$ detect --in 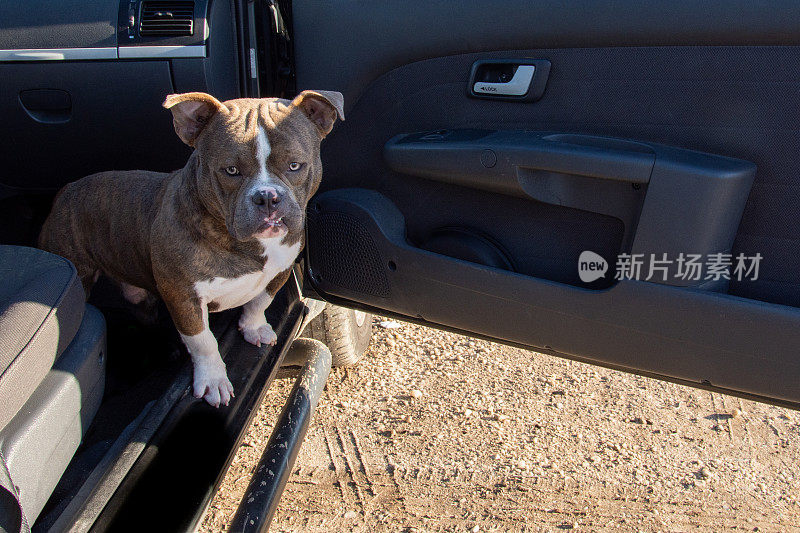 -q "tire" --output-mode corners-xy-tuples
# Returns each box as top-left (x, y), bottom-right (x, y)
(306, 304), (373, 367)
